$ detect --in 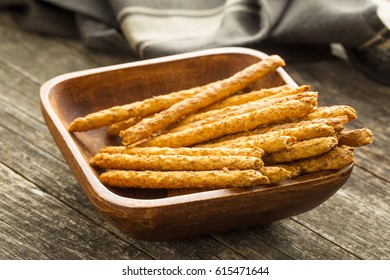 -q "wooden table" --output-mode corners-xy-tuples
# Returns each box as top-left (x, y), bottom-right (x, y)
(1, 11), (389, 260)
